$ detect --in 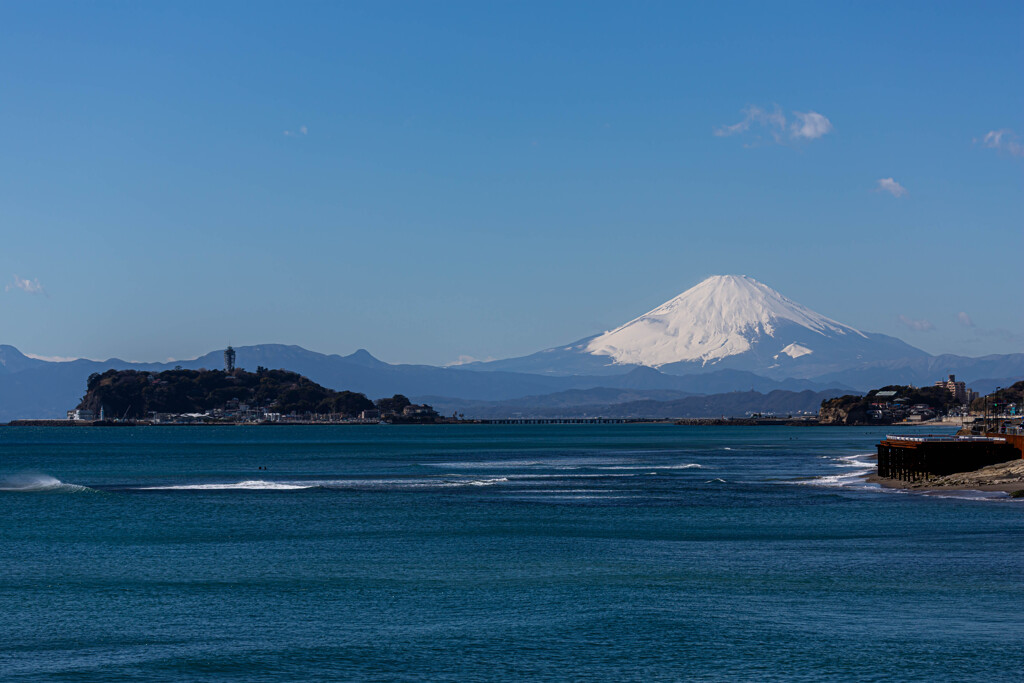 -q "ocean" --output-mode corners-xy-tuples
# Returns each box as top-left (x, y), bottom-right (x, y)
(1, 424), (1021, 681)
